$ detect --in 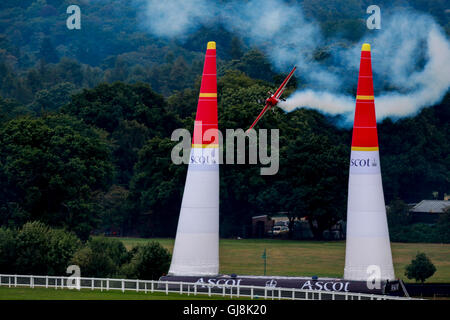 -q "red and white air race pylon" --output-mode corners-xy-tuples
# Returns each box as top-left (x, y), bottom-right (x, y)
(344, 43), (395, 281)
(168, 42), (220, 276)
